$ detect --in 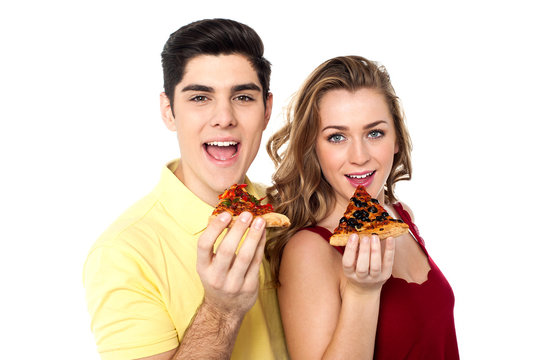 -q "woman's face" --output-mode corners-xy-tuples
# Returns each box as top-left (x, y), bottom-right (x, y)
(315, 88), (398, 208)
